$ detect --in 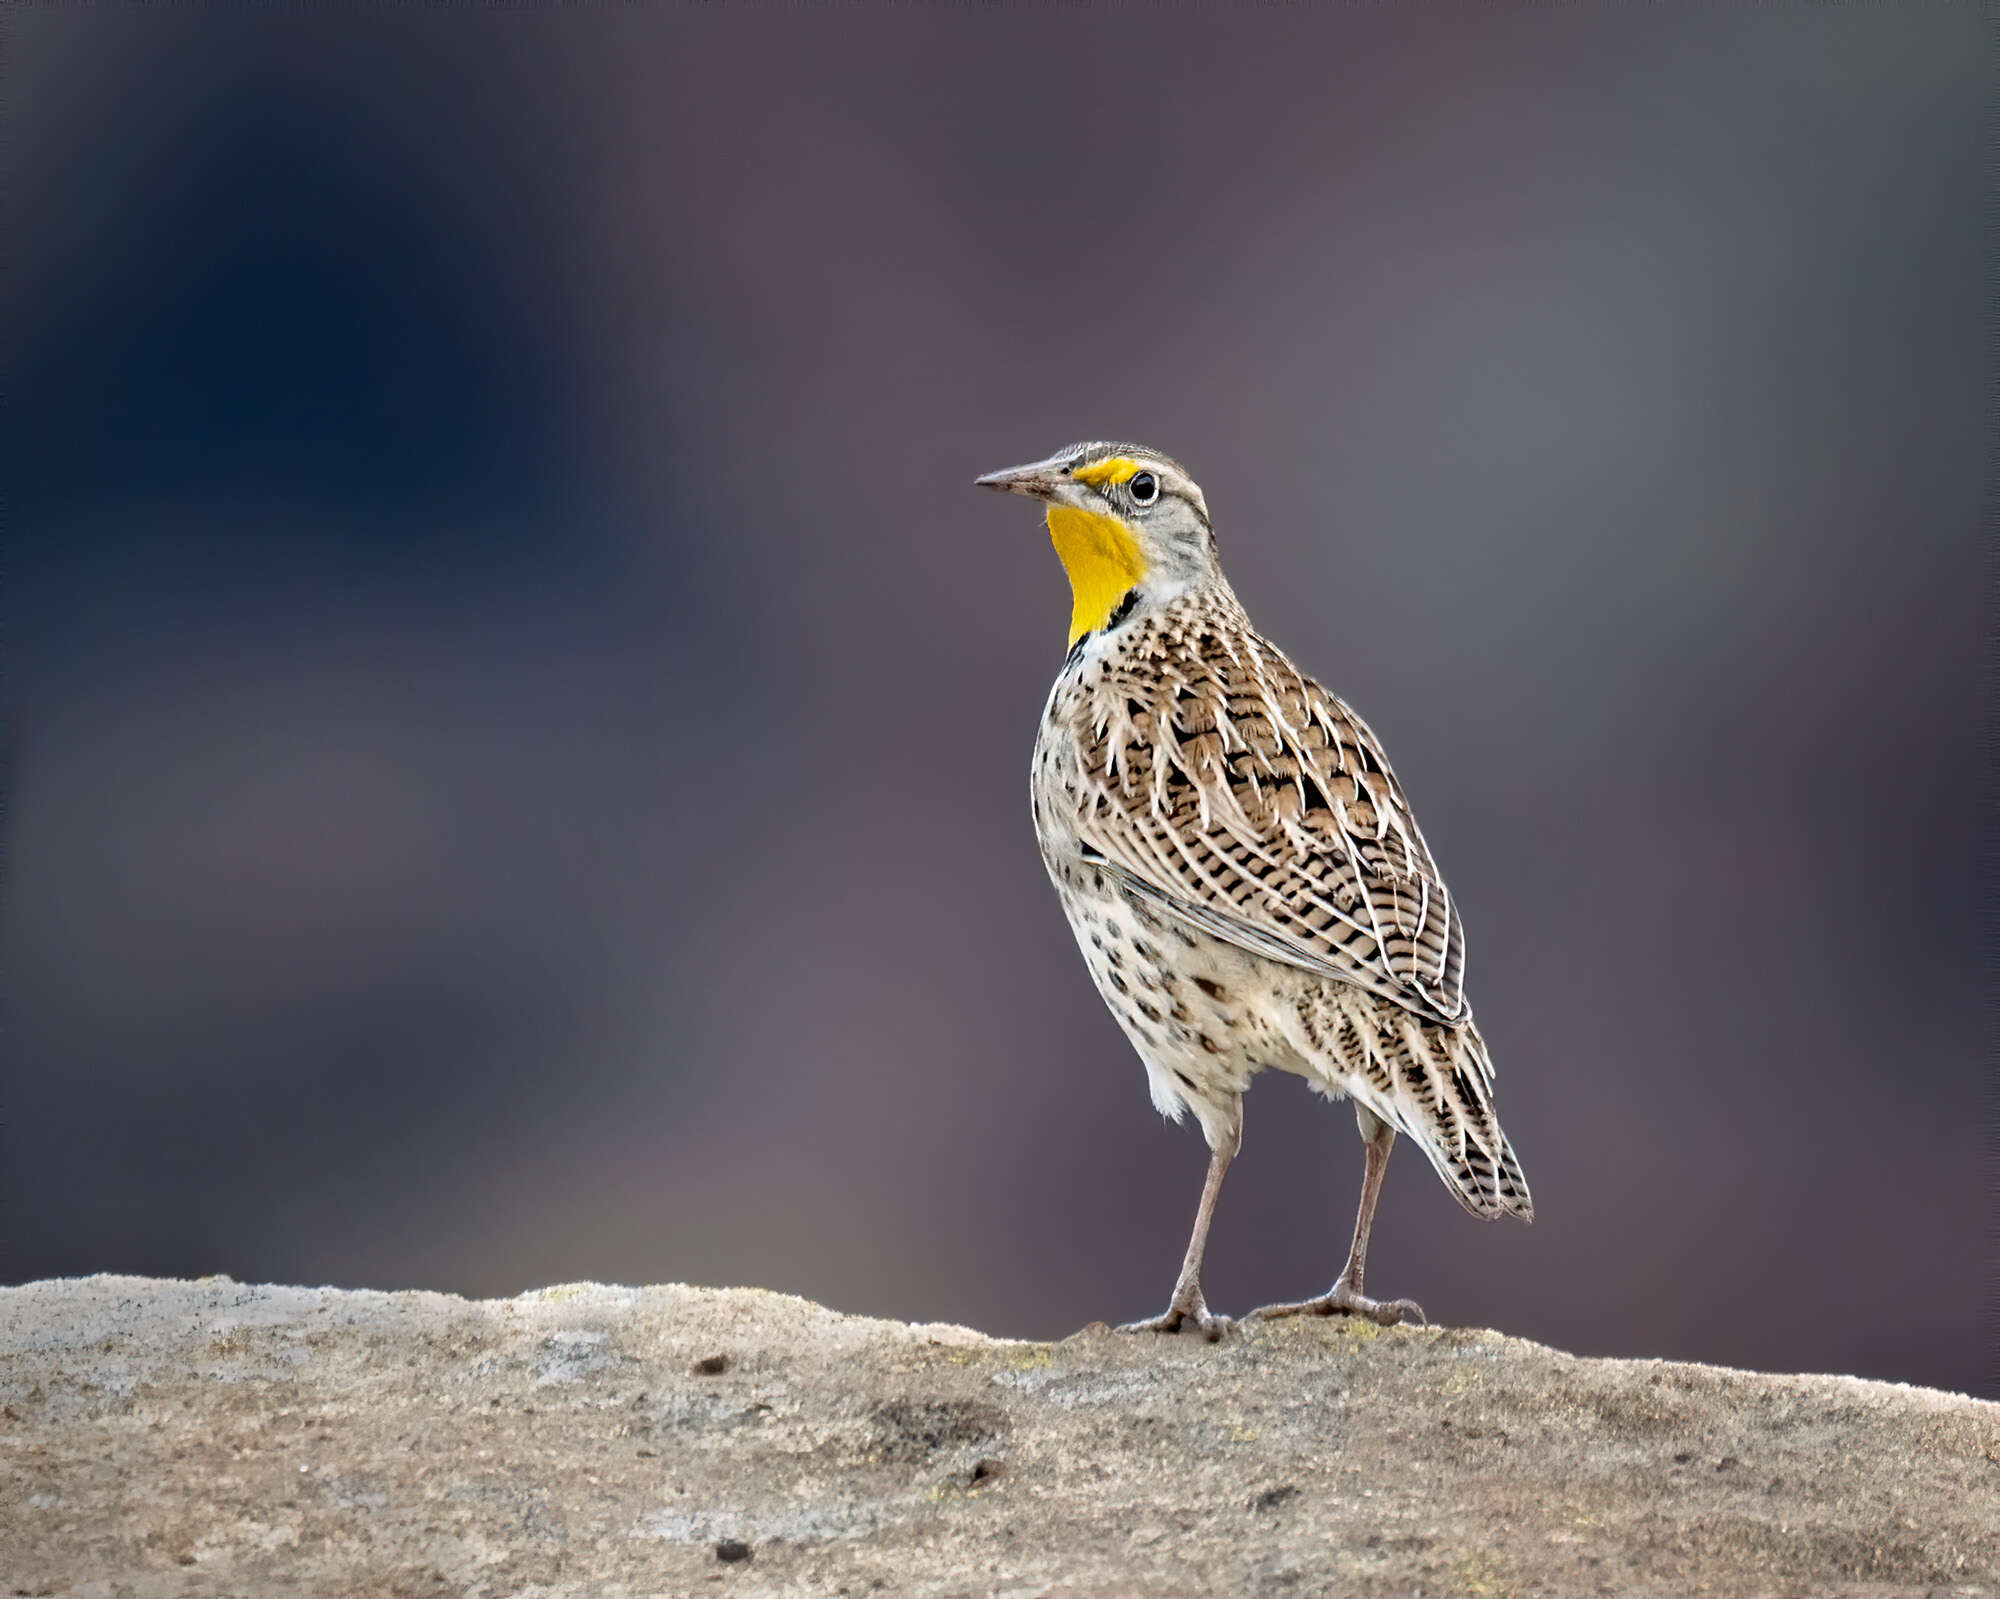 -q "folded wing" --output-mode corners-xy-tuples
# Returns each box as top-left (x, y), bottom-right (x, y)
(1069, 621), (1469, 1028)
